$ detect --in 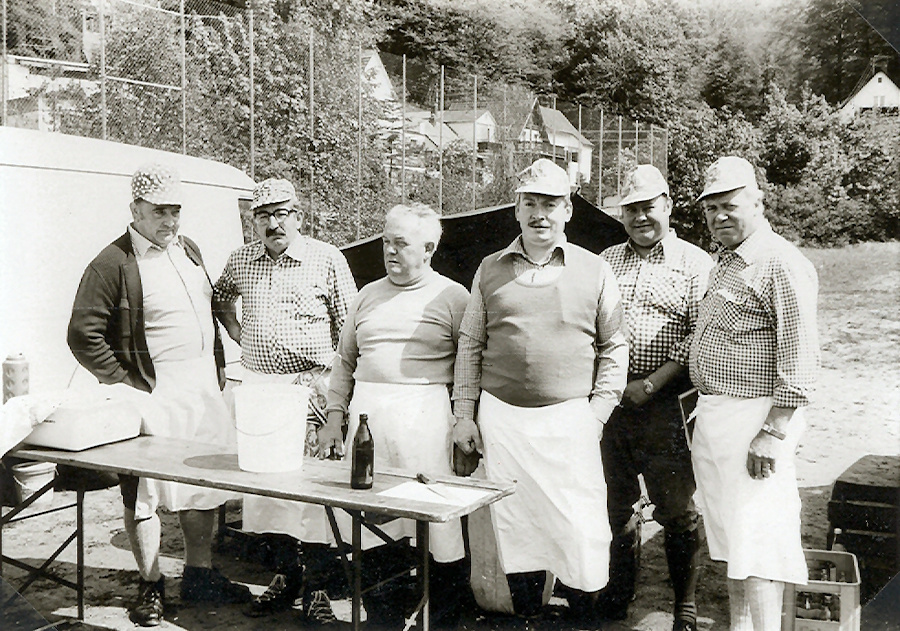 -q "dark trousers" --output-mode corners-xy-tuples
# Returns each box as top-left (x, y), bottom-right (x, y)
(362, 544), (467, 629)
(598, 376), (701, 622)
(265, 535), (342, 602)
